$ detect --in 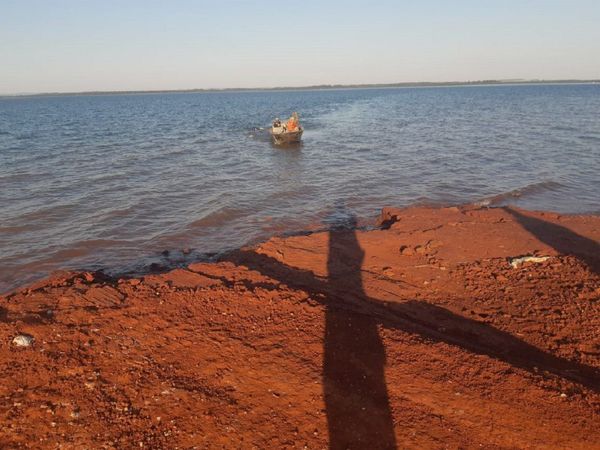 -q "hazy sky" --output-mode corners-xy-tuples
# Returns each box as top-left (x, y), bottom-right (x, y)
(1, 0), (599, 94)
